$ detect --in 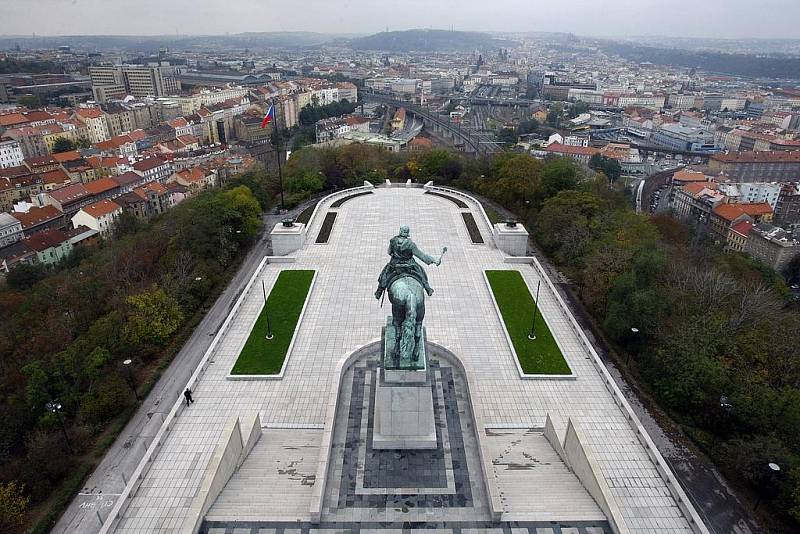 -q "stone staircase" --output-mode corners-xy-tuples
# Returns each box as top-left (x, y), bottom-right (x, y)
(204, 428), (322, 523)
(486, 428), (607, 522)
